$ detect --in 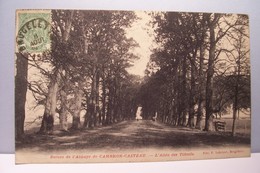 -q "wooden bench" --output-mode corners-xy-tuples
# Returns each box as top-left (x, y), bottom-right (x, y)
(214, 121), (226, 132)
